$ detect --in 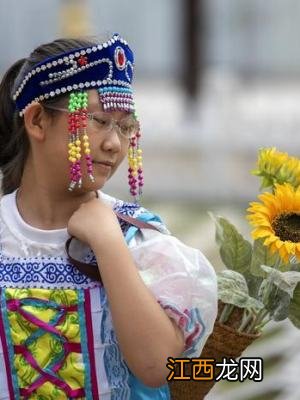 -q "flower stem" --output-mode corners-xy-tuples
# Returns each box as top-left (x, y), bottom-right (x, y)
(219, 303), (235, 324)
(246, 308), (269, 333)
(238, 309), (254, 333)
